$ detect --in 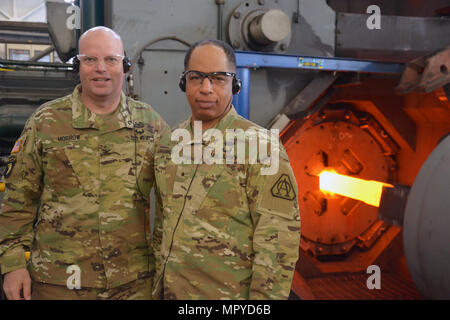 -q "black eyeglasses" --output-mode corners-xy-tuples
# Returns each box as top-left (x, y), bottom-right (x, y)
(183, 70), (235, 87)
